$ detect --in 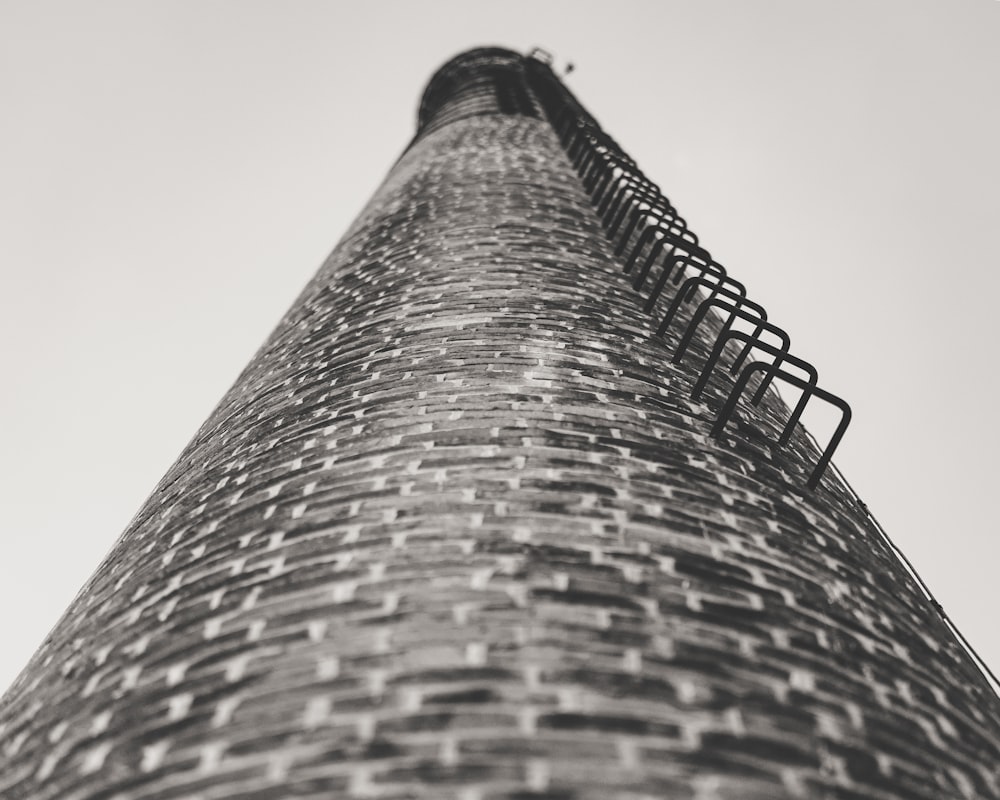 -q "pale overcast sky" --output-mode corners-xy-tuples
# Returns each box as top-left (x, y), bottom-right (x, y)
(2, 0), (998, 693)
